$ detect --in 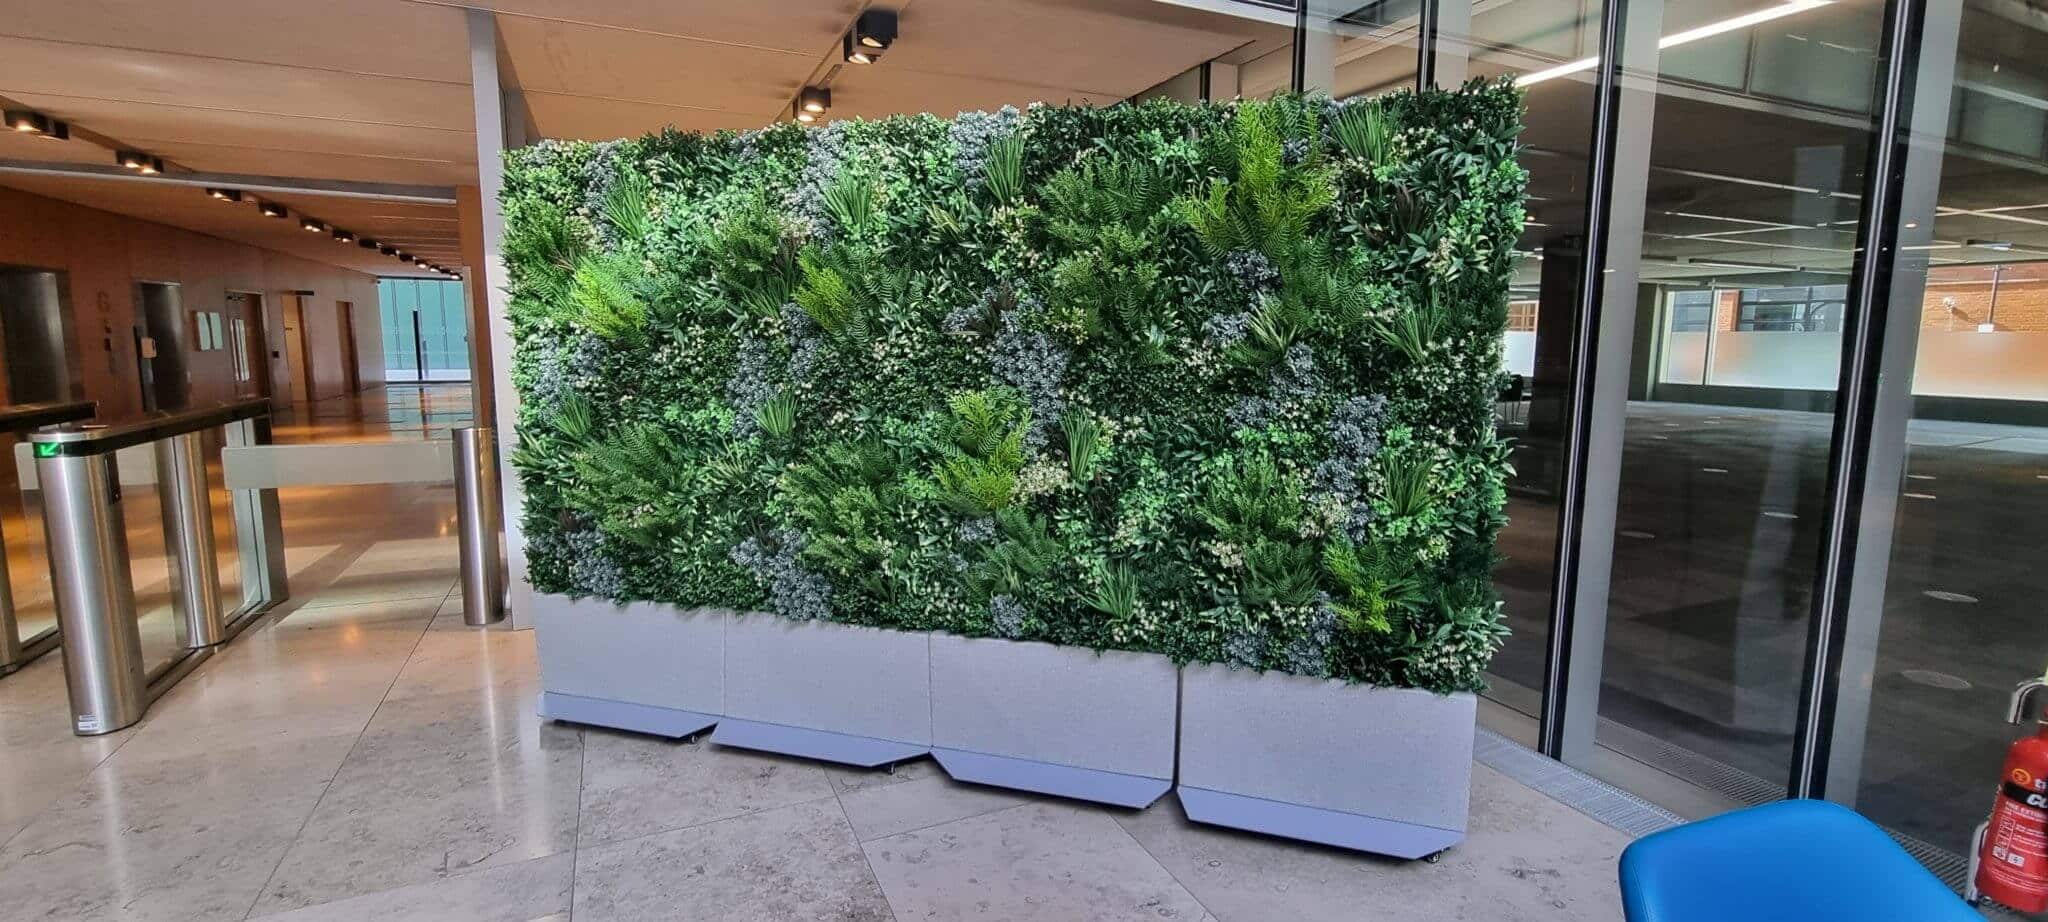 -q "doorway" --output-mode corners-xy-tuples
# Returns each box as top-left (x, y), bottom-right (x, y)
(0, 267), (83, 404)
(335, 300), (360, 393)
(226, 291), (270, 399)
(136, 281), (188, 413)
(281, 293), (313, 406)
